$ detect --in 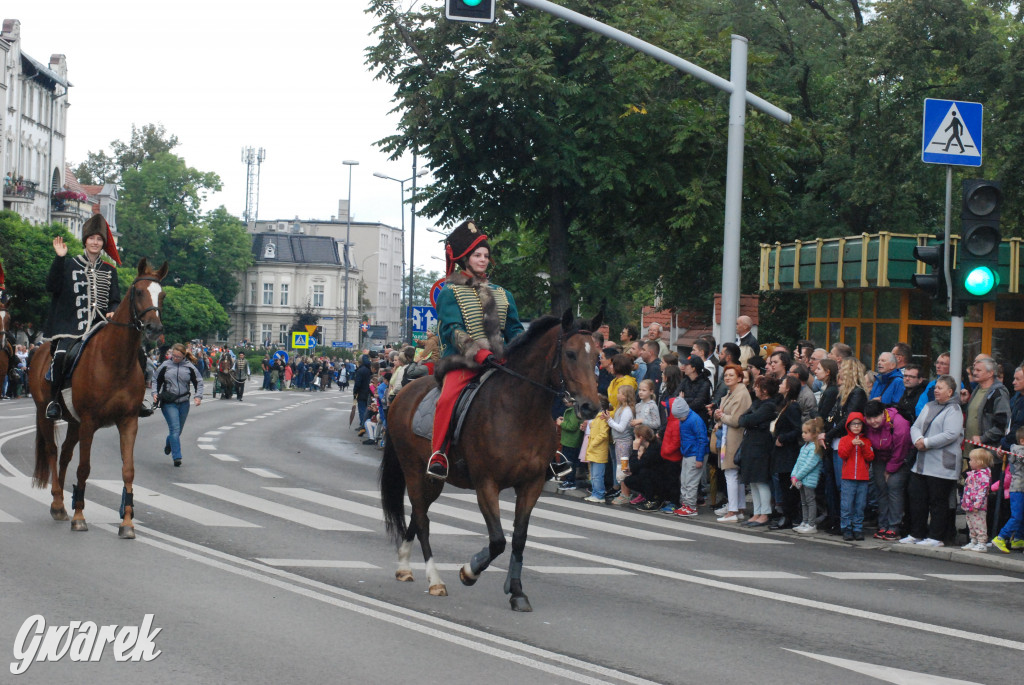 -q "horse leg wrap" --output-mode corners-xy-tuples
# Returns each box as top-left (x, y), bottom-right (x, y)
(503, 554), (523, 595)
(71, 484), (85, 511)
(119, 488), (133, 519)
(469, 548), (491, 578)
